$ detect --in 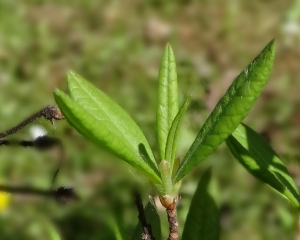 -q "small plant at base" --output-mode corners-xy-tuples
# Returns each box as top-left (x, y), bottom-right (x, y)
(54, 40), (300, 239)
